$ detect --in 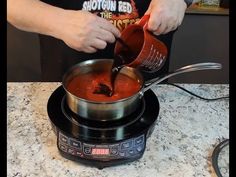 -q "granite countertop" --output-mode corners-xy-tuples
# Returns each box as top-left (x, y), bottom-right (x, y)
(7, 83), (229, 177)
